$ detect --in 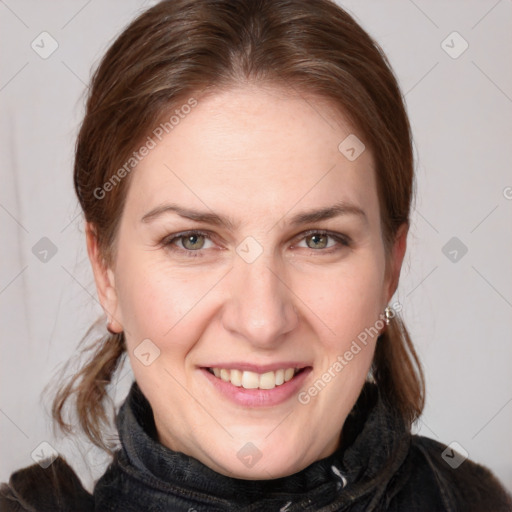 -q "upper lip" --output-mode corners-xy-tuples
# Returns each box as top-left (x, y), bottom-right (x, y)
(201, 362), (312, 373)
